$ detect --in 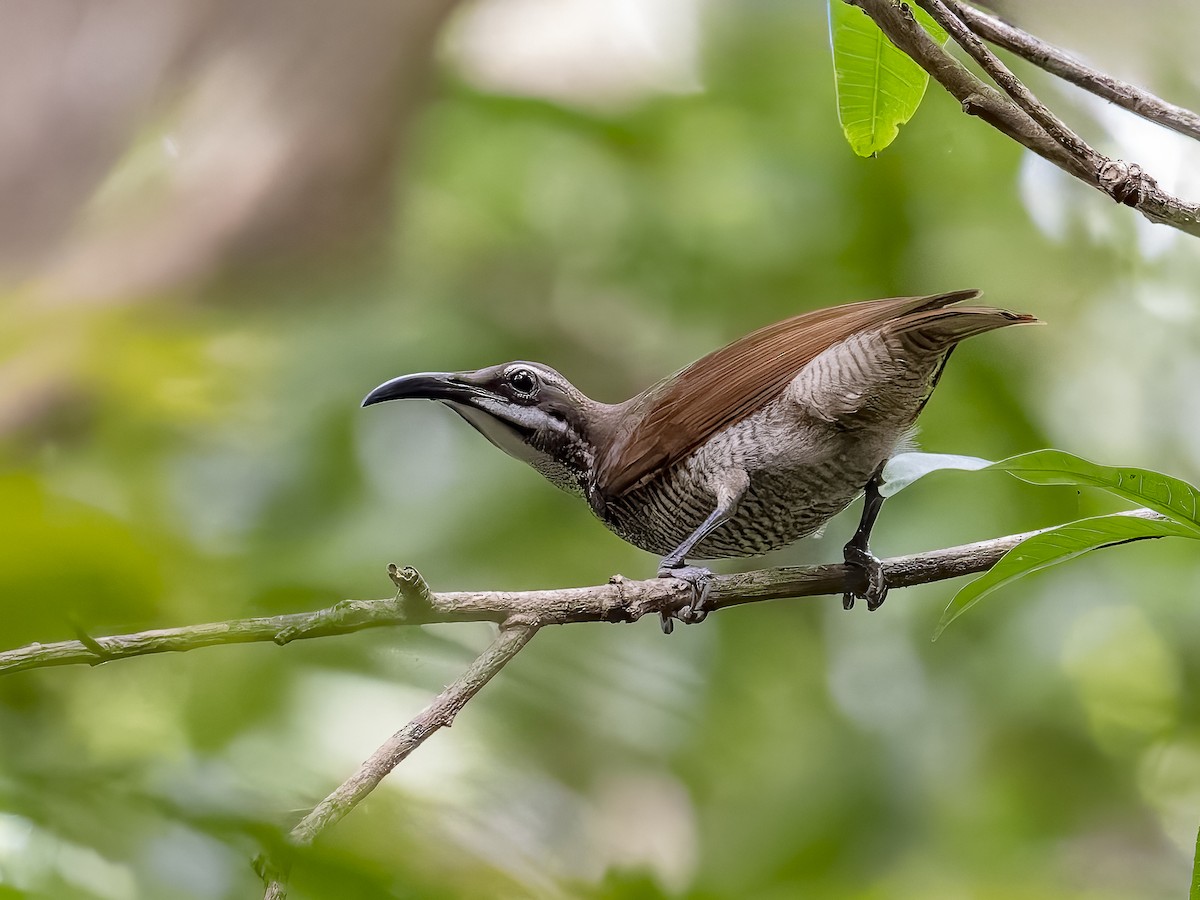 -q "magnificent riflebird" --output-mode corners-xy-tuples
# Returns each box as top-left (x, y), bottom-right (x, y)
(363, 290), (1036, 631)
